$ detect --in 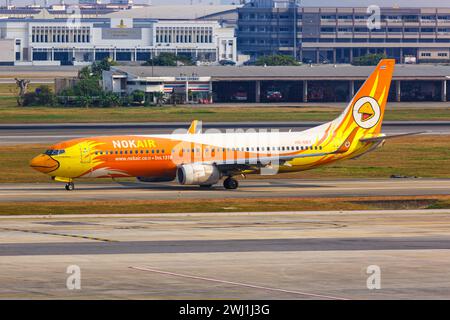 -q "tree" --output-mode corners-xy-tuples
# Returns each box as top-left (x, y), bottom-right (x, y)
(78, 66), (93, 80)
(352, 53), (386, 66)
(15, 78), (30, 106)
(143, 52), (194, 67)
(255, 55), (300, 66)
(91, 58), (117, 77)
(73, 77), (103, 97)
(154, 92), (166, 106)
